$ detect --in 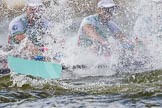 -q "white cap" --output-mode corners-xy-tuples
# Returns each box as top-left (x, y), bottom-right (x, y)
(26, 0), (43, 7)
(97, 0), (115, 8)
